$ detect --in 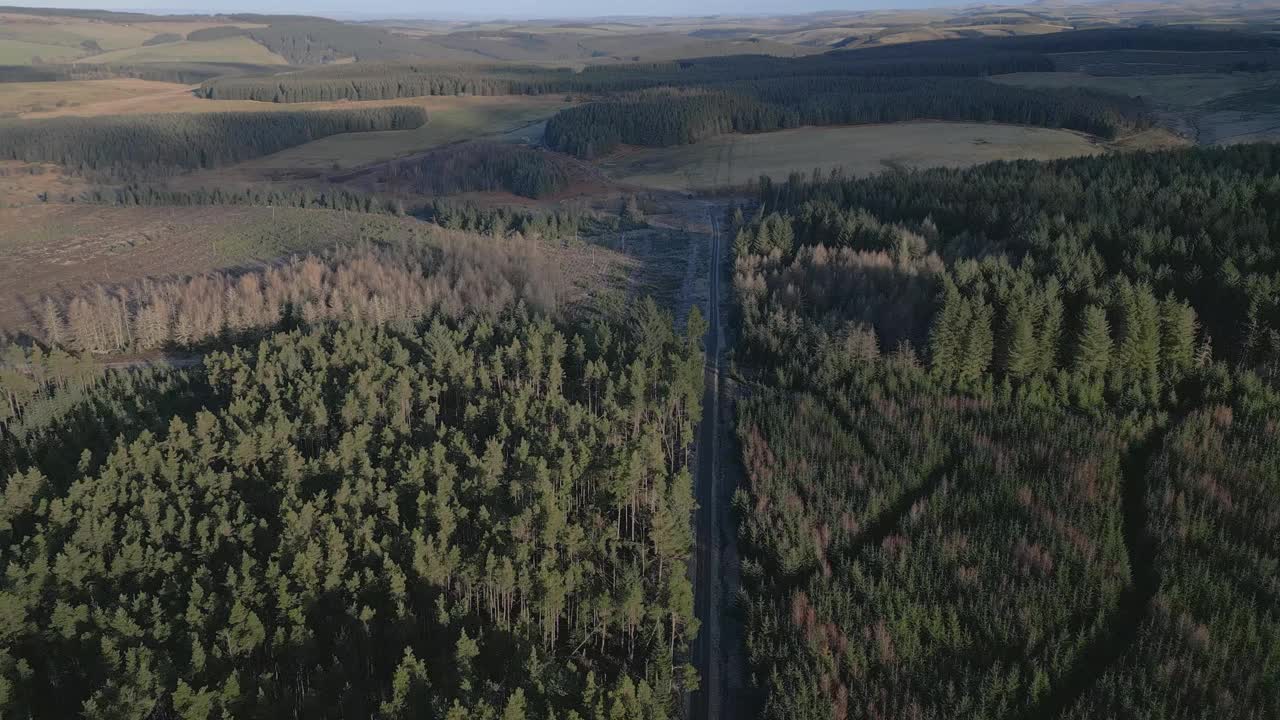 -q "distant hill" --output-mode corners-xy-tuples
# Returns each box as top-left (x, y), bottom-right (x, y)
(0, 2), (1276, 68)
